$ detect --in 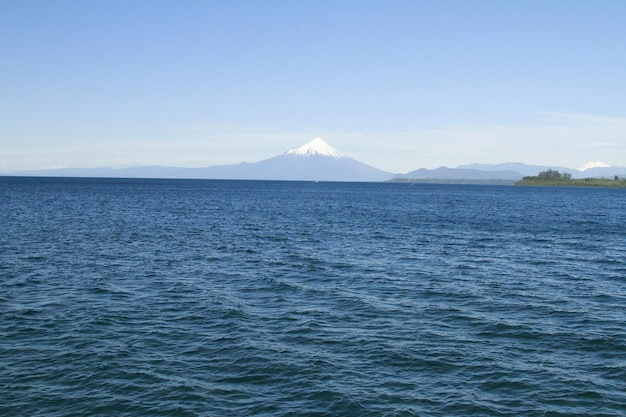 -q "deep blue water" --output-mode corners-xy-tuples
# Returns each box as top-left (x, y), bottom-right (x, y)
(1, 177), (625, 416)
